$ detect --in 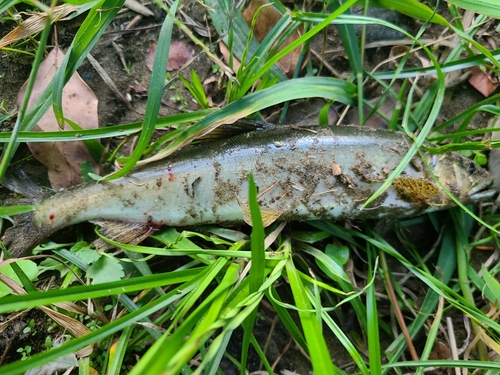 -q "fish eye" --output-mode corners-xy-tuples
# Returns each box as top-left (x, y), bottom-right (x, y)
(469, 162), (477, 175)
